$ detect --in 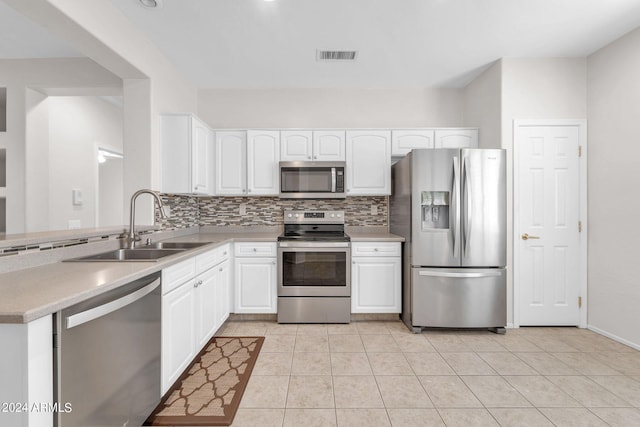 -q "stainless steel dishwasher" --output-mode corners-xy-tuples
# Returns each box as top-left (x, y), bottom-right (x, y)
(54, 272), (161, 427)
